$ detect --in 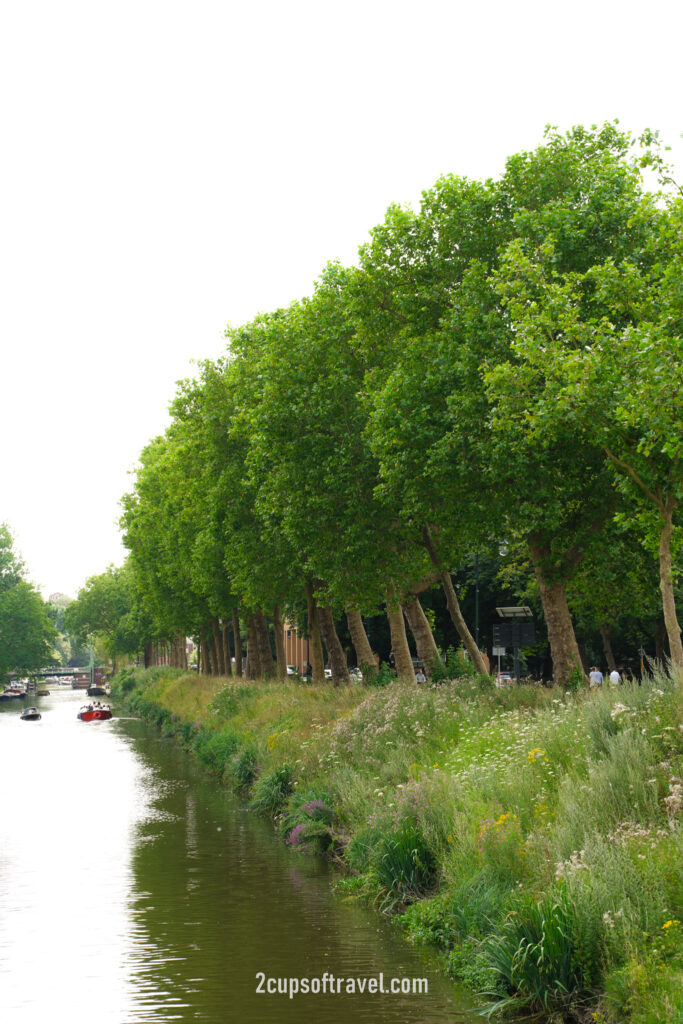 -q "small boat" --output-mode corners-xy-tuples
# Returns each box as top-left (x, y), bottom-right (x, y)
(87, 685), (108, 697)
(36, 688), (51, 697)
(20, 707), (42, 721)
(0, 685), (27, 702)
(77, 702), (113, 722)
